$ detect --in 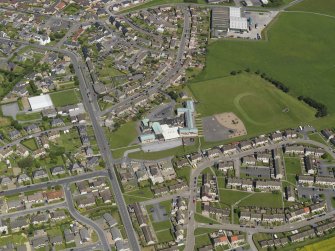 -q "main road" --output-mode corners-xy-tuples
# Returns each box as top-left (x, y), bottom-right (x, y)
(0, 37), (141, 251)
